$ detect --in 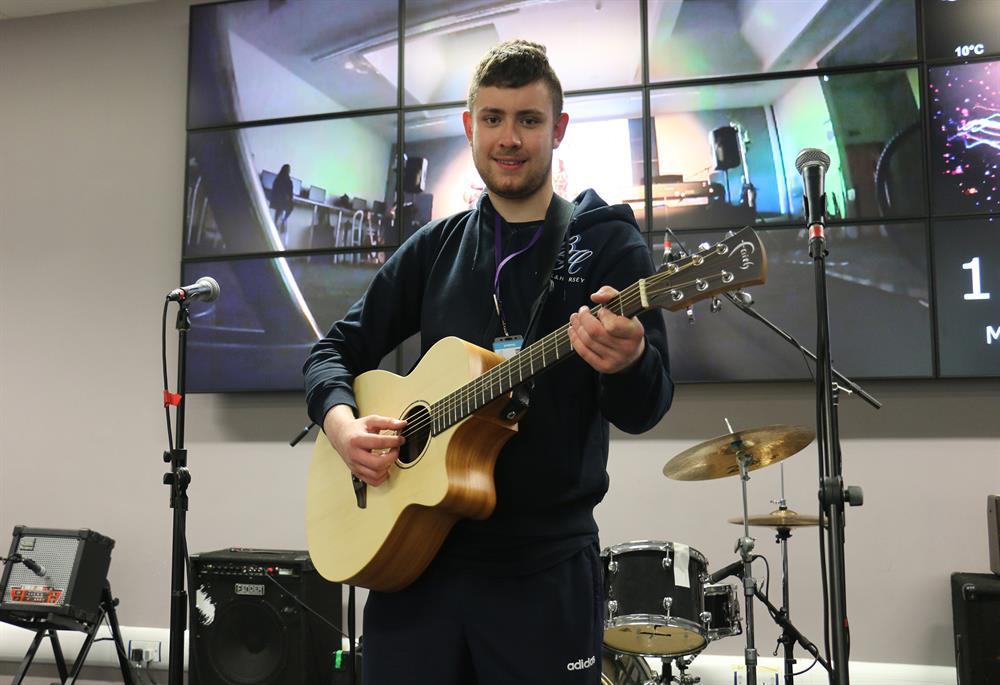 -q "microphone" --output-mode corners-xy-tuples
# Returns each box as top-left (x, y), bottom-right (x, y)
(794, 148), (830, 246)
(166, 276), (220, 303)
(19, 556), (47, 578)
(707, 559), (744, 584)
(662, 236), (696, 324)
(661, 235), (684, 267)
